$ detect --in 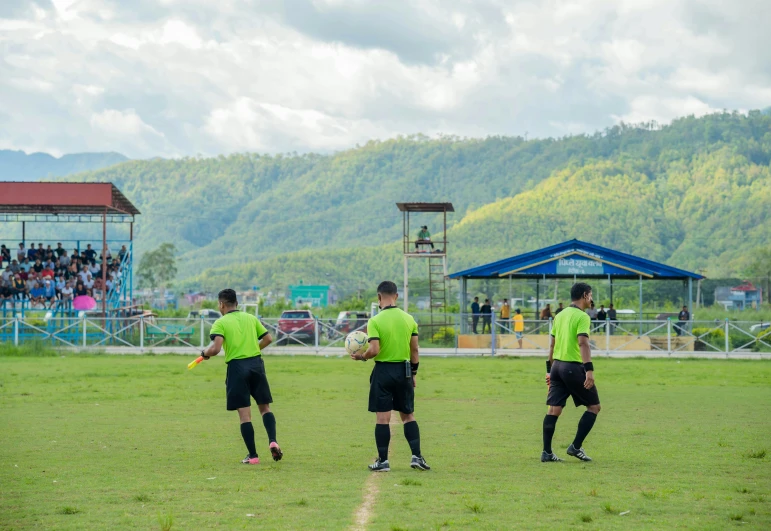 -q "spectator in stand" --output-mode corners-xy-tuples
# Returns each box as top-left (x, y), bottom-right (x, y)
(89, 260), (100, 276)
(72, 248), (81, 262)
(77, 265), (89, 284)
(74, 280), (89, 297)
(118, 245), (128, 263)
(55, 275), (66, 292)
(675, 305), (690, 337)
(41, 262), (55, 280)
(29, 281), (45, 306)
(0, 277), (11, 302)
(55, 242), (66, 258)
(11, 273), (27, 300)
(540, 304), (552, 321)
(470, 296), (480, 334)
(554, 302), (565, 315)
(20, 257), (32, 273)
(2, 266), (12, 285)
(26, 243), (37, 261)
(84, 272), (94, 290)
(0, 244), (10, 266)
(58, 250), (70, 268)
(513, 308), (525, 349)
(42, 279), (57, 308)
(9, 259), (20, 274)
(32, 259), (44, 274)
(607, 304), (617, 335)
(37, 243), (45, 259)
(481, 298), (492, 333)
(17, 243), (27, 262)
(83, 244), (97, 265)
(60, 280), (74, 302)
